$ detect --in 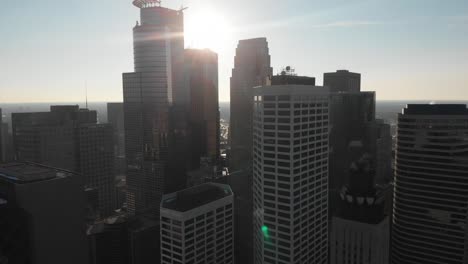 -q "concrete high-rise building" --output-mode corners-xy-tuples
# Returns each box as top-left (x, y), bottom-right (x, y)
(123, 0), (186, 217)
(0, 162), (88, 264)
(374, 119), (393, 184)
(392, 104), (468, 264)
(252, 85), (330, 264)
(107, 103), (125, 158)
(324, 71), (392, 220)
(12, 105), (115, 217)
(330, 157), (391, 264)
(0, 108), (3, 162)
(331, 215), (389, 264)
(184, 49), (220, 169)
(328, 91), (376, 190)
(229, 37), (272, 264)
(1, 122), (14, 162)
(270, 75), (315, 86)
(128, 216), (161, 264)
(160, 183), (234, 264)
(87, 215), (130, 264)
(229, 37), (272, 171)
(77, 122), (115, 216)
(107, 103), (126, 209)
(323, 70), (361, 93)
(0, 198), (30, 264)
